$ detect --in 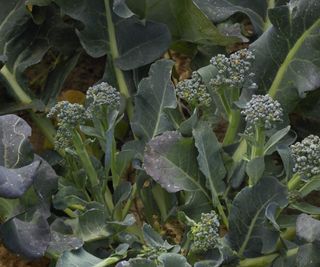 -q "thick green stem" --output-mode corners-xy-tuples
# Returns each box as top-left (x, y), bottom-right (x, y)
(94, 256), (123, 267)
(288, 173), (301, 191)
(217, 90), (231, 117)
(251, 125), (265, 158)
(72, 131), (100, 187)
(0, 65), (32, 104)
(121, 183), (137, 220)
(222, 88), (241, 146)
(104, 0), (133, 120)
(223, 110), (241, 146)
(238, 247), (298, 267)
(1, 65), (56, 146)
